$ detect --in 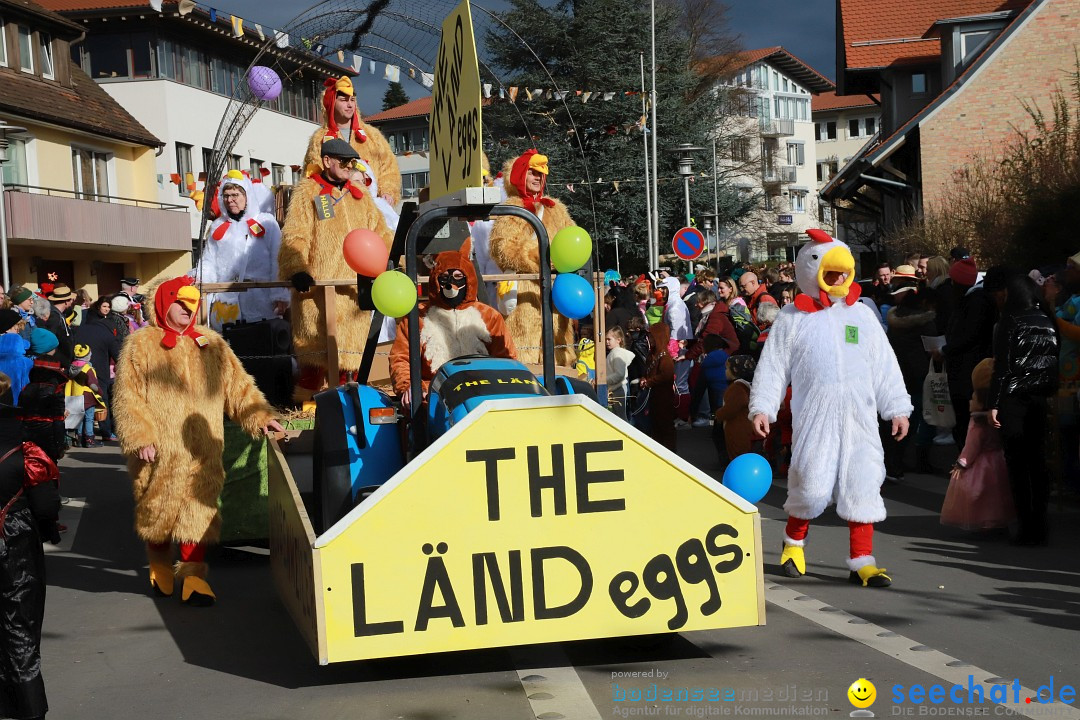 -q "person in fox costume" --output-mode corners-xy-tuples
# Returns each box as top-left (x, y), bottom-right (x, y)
(301, 75), (401, 209)
(389, 238), (516, 407)
(489, 149), (577, 367)
(112, 277), (283, 606)
(749, 229), (911, 588)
